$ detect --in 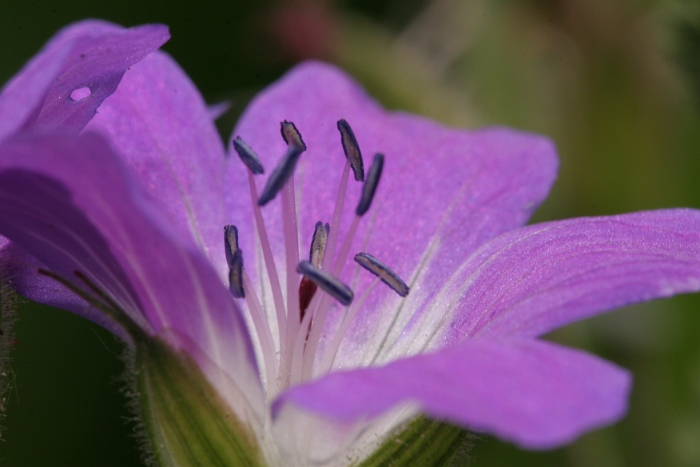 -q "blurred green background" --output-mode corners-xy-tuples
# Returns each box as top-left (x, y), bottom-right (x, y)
(2, 0), (700, 465)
